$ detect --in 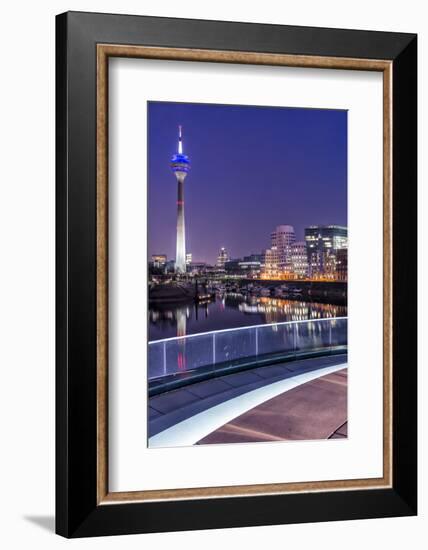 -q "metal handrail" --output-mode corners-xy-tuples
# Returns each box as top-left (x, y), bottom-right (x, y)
(148, 317), (348, 387)
(148, 316), (348, 344)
